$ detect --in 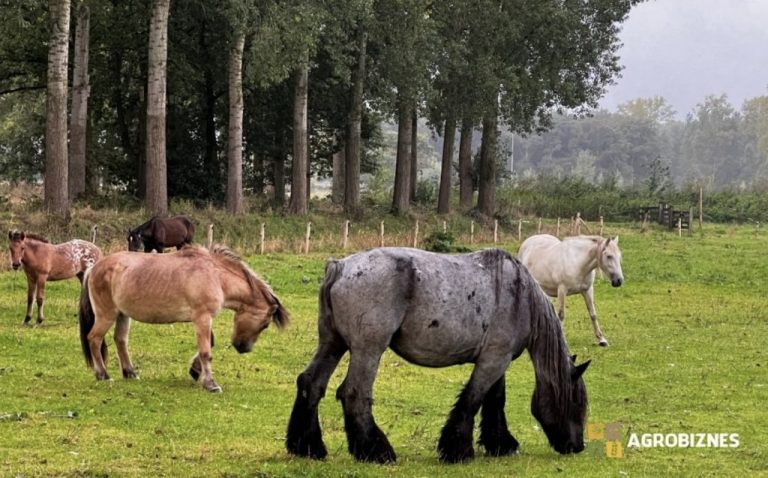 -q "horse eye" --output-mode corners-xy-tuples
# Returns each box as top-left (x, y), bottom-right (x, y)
(606, 255), (614, 260)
